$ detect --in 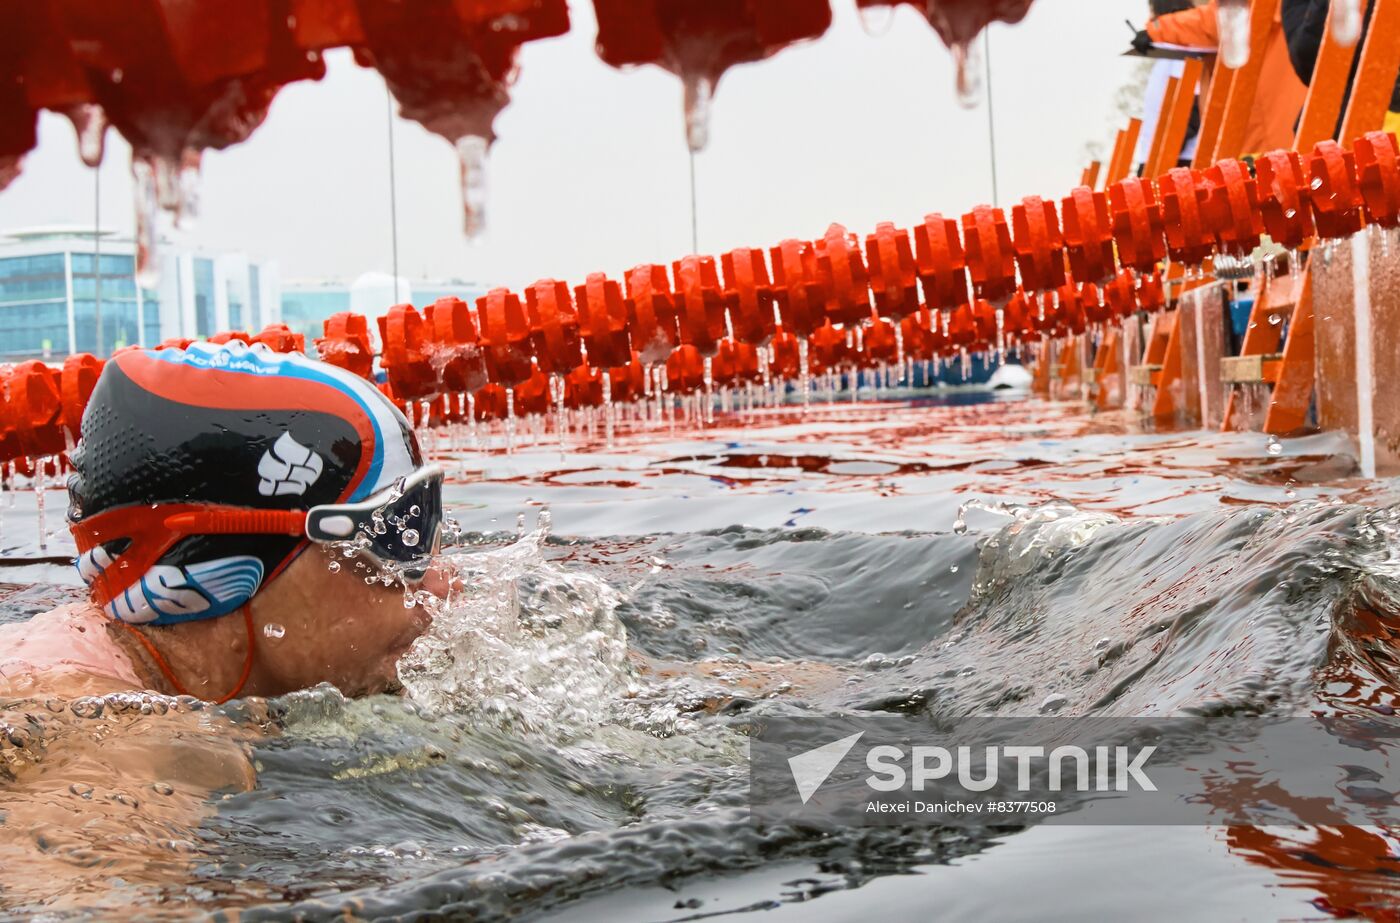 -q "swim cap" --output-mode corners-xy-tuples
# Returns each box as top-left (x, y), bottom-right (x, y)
(68, 342), (420, 626)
